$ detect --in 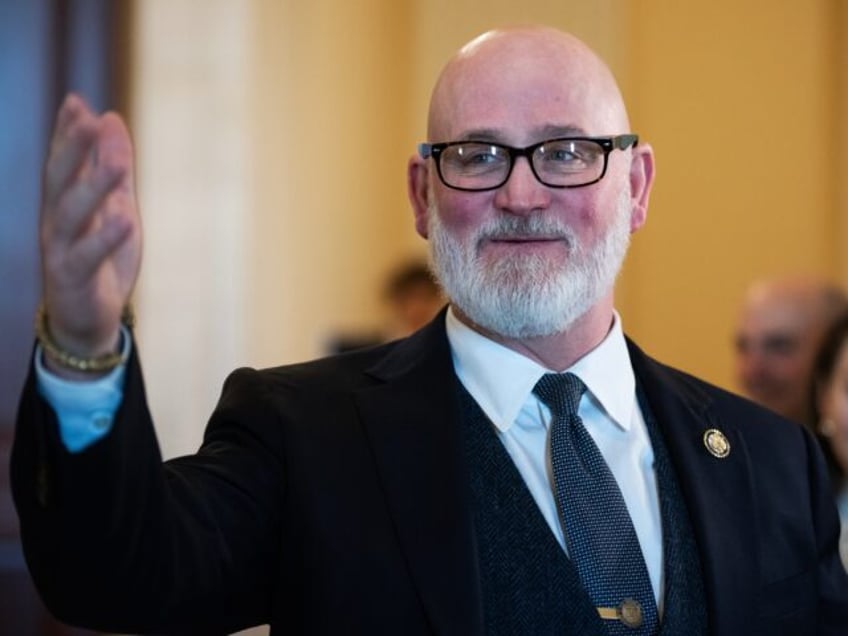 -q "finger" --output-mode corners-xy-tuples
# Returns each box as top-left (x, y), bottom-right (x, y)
(43, 95), (110, 208)
(95, 112), (136, 199)
(43, 114), (101, 207)
(61, 208), (135, 284)
(46, 112), (136, 244)
(52, 93), (89, 141)
(97, 112), (135, 173)
(48, 163), (127, 245)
